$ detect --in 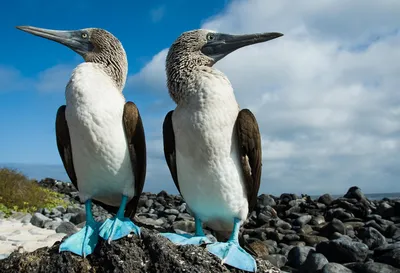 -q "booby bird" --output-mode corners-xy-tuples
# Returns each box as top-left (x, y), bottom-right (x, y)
(16, 26), (146, 257)
(161, 29), (283, 272)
